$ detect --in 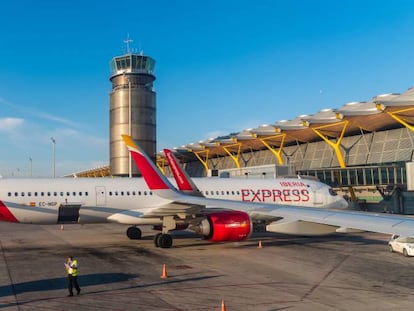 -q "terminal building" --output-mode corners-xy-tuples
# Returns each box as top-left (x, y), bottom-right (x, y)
(156, 86), (414, 214)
